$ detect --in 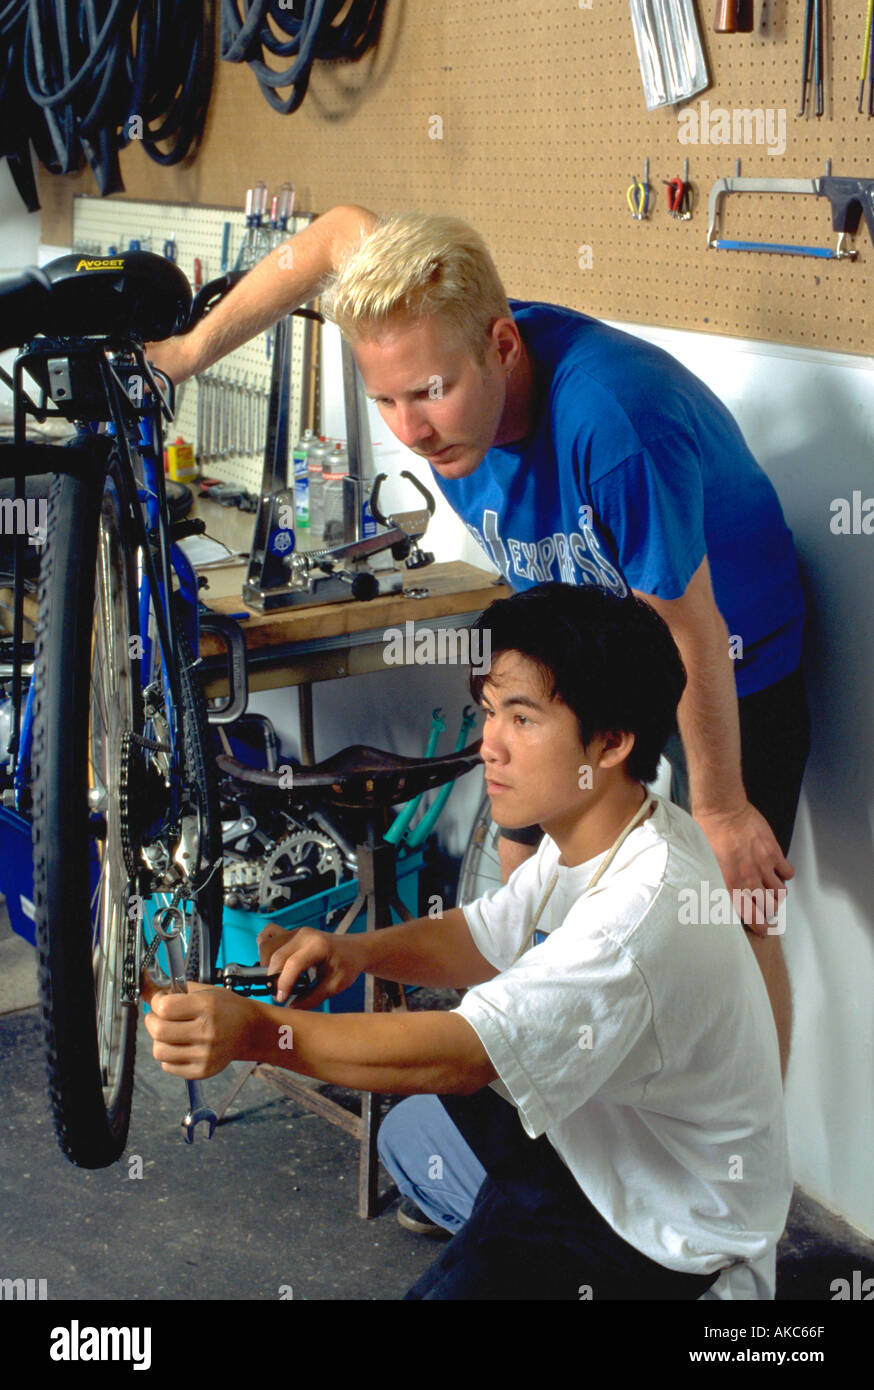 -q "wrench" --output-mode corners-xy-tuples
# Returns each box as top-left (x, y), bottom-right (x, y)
(158, 910), (217, 1142)
(201, 372), (212, 464)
